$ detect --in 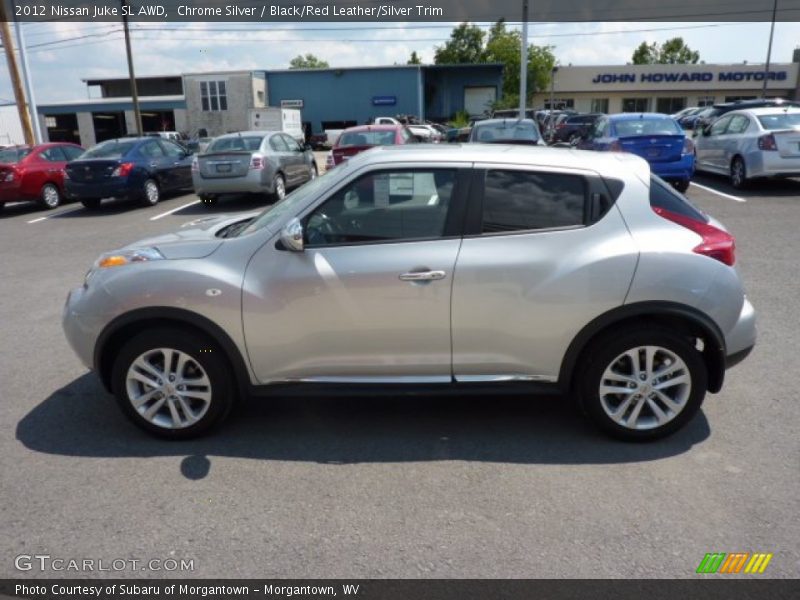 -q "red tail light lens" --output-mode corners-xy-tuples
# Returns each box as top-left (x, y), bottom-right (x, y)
(1, 168), (17, 183)
(757, 134), (777, 151)
(250, 156), (264, 170)
(110, 162), (134, 177)
(653, 207), (736, 266)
